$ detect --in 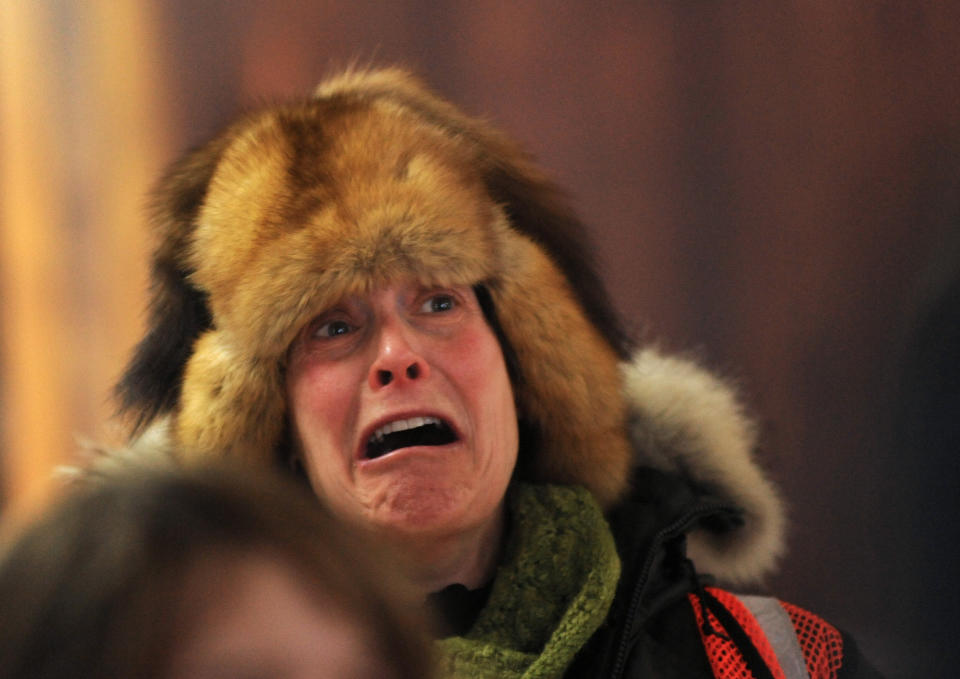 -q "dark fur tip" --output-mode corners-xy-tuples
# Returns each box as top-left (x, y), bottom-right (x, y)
(115, 261), (211, 436)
